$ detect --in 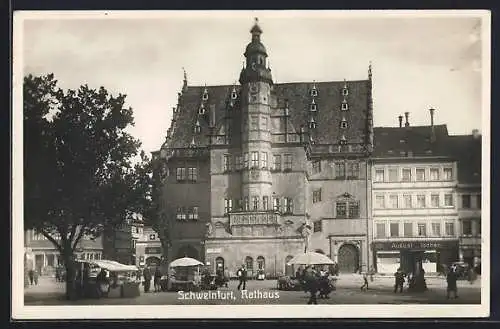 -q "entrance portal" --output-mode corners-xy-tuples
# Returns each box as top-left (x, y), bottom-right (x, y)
(338, 244), (359, 273)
